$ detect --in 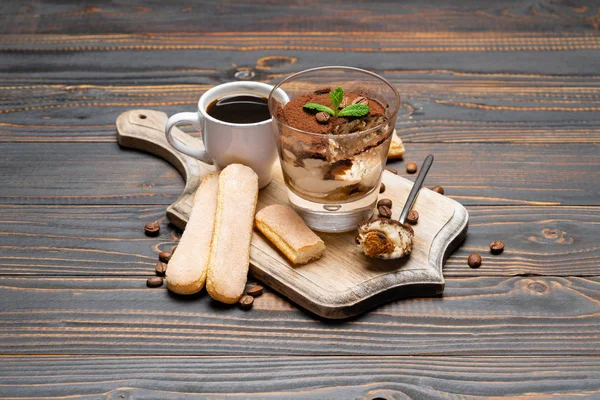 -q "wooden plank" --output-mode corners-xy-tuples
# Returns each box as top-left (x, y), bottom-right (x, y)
(445, 206), (600, 276)
(0, 276), (599, 355)
(1, 1), (599, 34)
(0, 142), (184, 205)
(1, 34), (599, 85)
(1, 142), (597, 206)
(3, 32), (600, 53)
(1, 205), (597, 277)
(0, 355), (599, 399)
(397, 143), (600, 206)
(0, 205), (175, 276)
(2, 78), (600, 143)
